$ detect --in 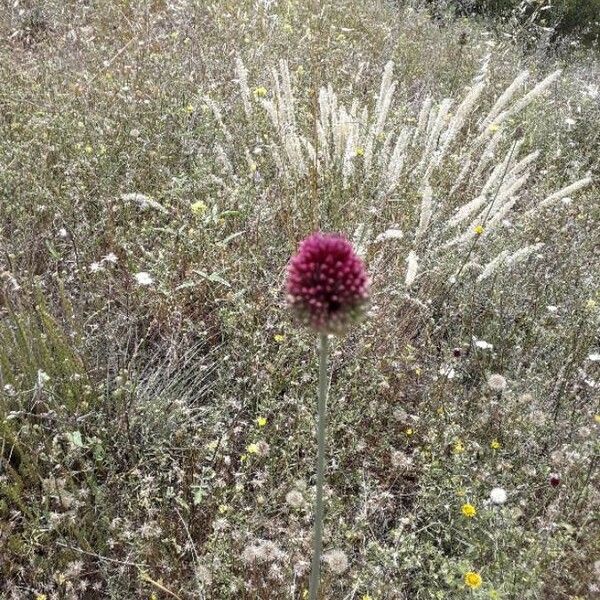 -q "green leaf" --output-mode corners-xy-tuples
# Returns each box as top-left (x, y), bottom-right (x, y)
(66, 431), (84, 448)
